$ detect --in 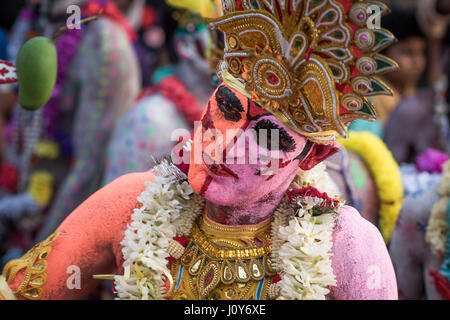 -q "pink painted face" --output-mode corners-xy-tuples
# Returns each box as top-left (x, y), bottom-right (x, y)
(188, 83), (338, 208)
